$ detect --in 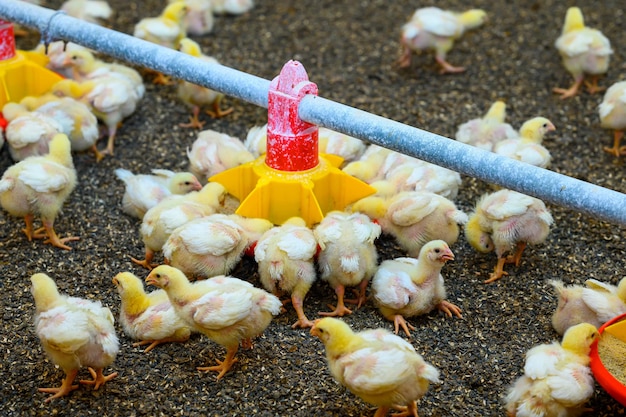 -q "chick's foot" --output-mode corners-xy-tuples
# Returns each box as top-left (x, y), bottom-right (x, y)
(38, 369), (79, 402)
(80, 367), (118, 390)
